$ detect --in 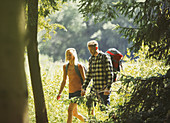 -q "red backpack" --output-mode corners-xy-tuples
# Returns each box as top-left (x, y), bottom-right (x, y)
(105, 48), (123, 81)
